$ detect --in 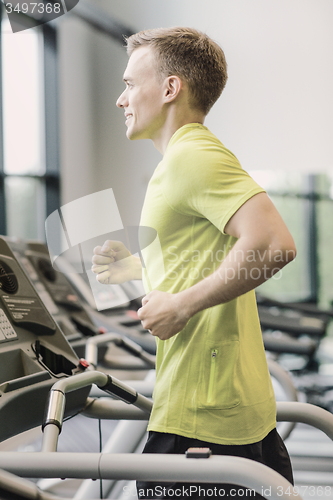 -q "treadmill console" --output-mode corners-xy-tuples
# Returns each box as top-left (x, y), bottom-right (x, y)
(2, 238), (102, 357)
(0, 237), (90, 442)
